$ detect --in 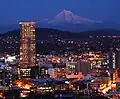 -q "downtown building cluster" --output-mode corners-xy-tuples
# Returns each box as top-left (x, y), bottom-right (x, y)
(0, 22), (120, 98)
